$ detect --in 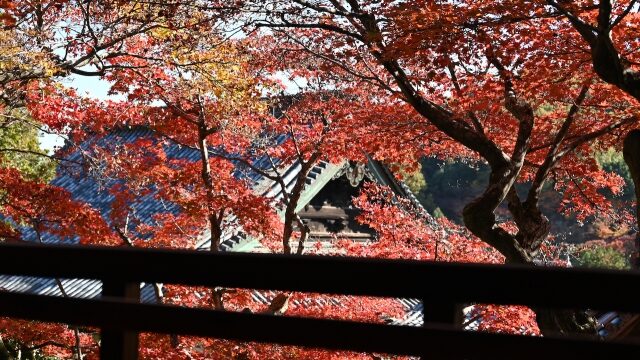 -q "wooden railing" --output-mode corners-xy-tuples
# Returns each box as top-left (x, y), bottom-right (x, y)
(0, 242), (639, 359)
